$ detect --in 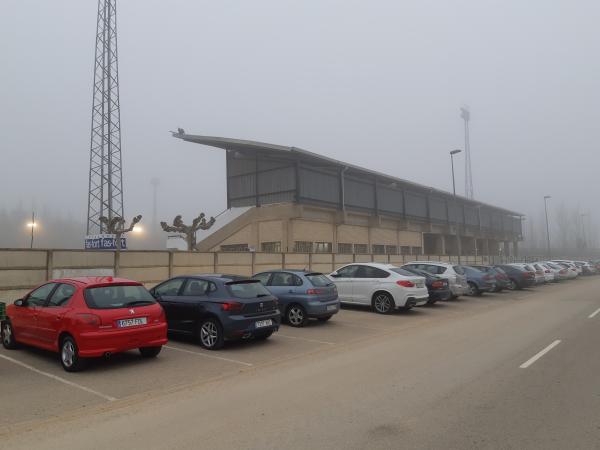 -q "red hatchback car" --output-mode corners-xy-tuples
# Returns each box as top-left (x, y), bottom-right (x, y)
(1, 277), (168, 372)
